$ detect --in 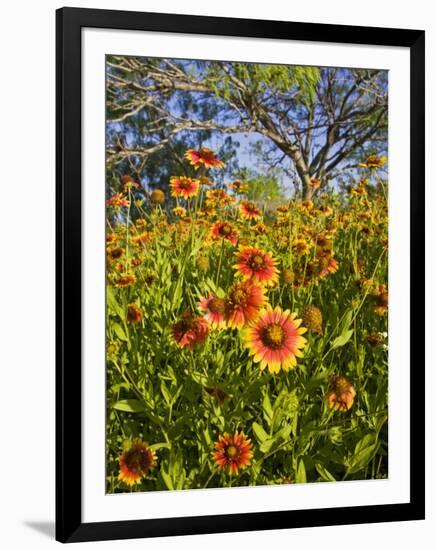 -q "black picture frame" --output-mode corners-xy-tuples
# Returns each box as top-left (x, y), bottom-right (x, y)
(56, 6), (425, 543)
